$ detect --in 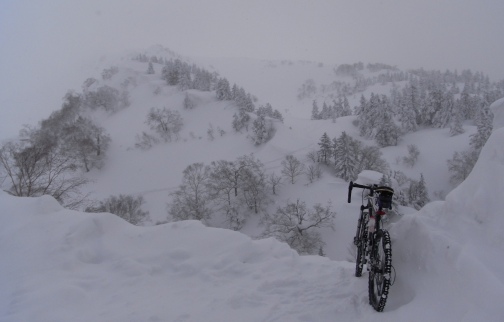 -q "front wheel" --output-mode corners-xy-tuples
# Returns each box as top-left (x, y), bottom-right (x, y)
(354, 211), (368, 277)
(368, 229), (392, 312)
